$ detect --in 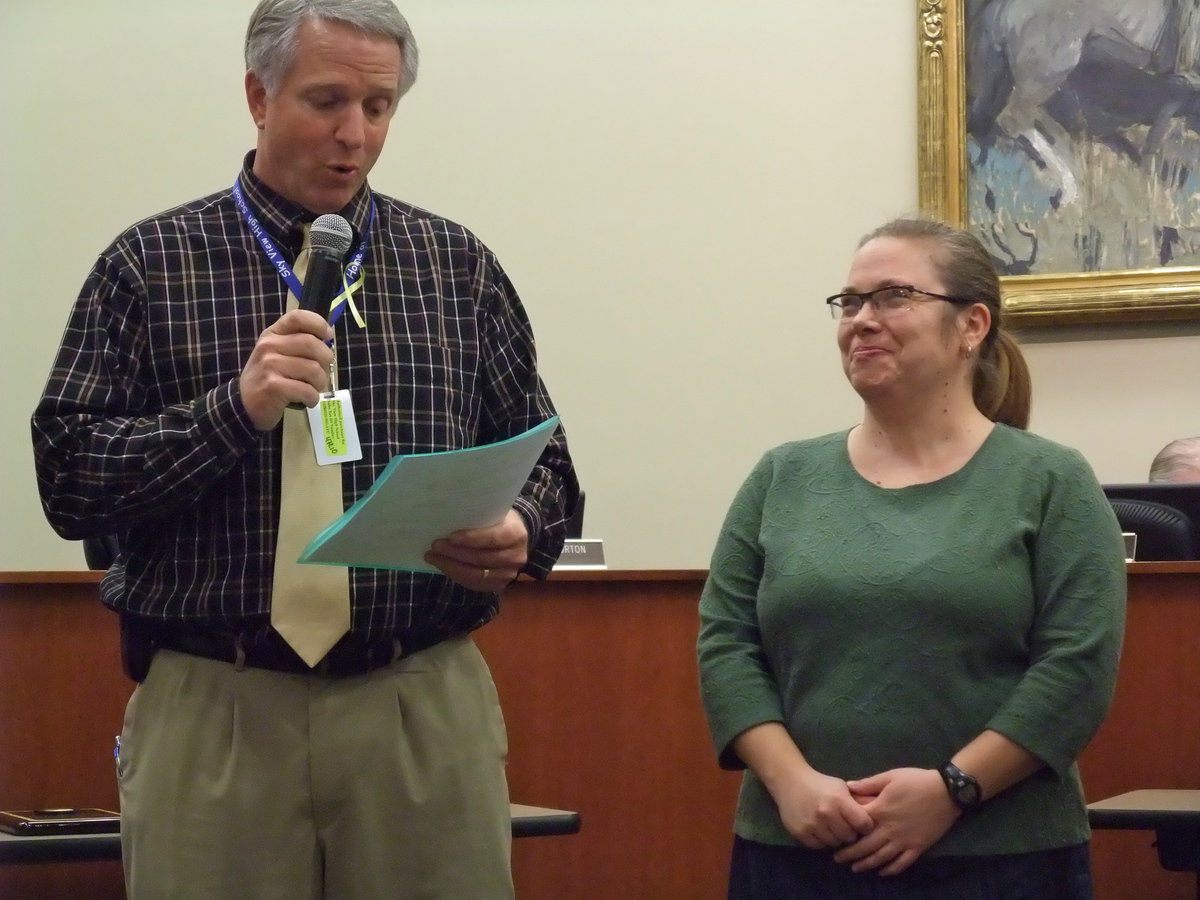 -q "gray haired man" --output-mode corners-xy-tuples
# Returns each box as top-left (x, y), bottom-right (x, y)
(32, 1), (577, 896)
